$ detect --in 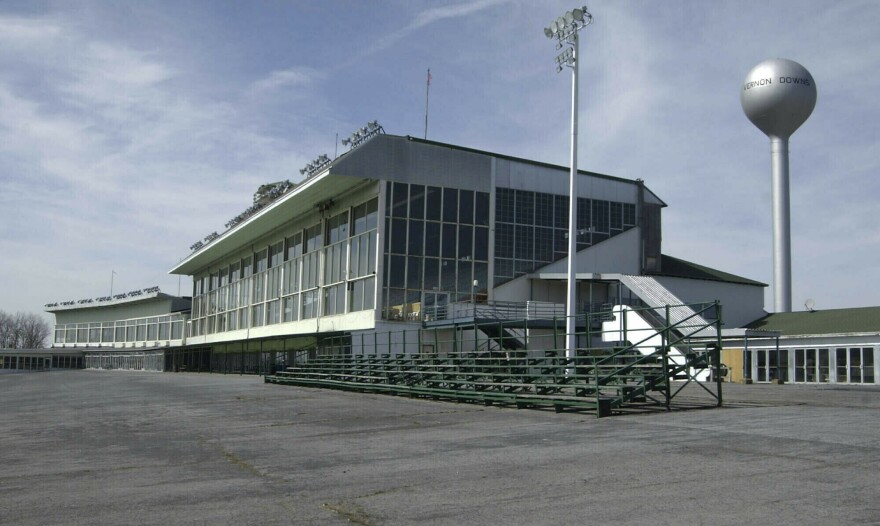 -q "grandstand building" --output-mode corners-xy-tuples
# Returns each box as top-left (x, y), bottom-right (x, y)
(43, 133), (877, 385)
(45, 288), (190, 370)
(167, 134), (763, 356)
